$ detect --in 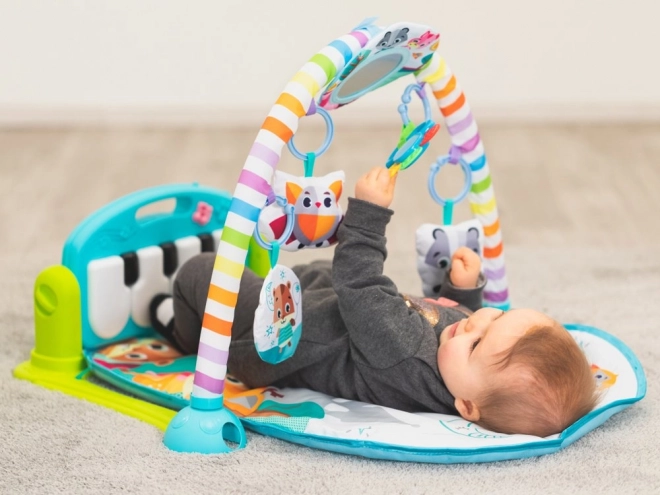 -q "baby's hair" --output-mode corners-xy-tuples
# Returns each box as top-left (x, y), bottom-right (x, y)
(476, 323), (599, 437)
